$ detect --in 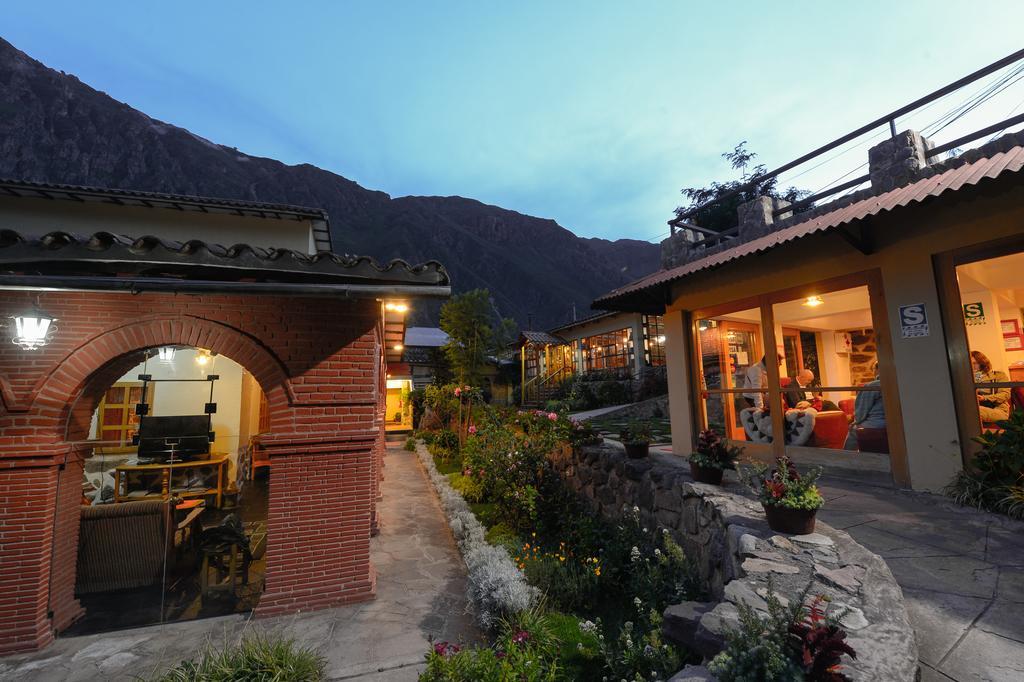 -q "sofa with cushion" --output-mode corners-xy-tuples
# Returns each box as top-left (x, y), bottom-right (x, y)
(740, 407), (849, 448)
(76, 499), (173, 594)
